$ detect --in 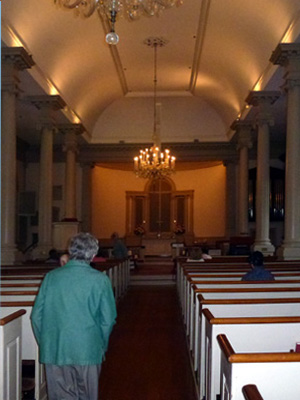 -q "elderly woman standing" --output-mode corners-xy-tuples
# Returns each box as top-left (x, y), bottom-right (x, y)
(31, 232), (117, 400)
